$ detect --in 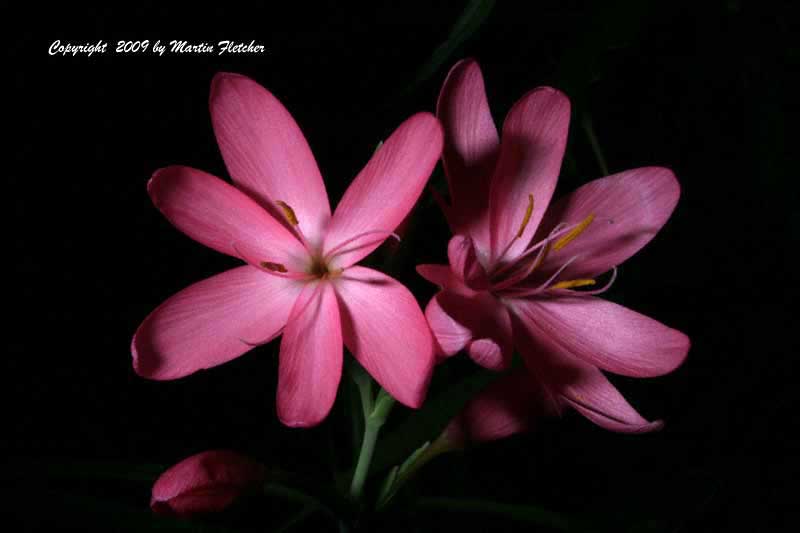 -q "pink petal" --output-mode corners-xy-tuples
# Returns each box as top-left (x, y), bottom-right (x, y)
(437, 59), (499, 259)
(277, 281), (342, 427)
(513, 295), (689, 378)
(334, 266), (434, 408)
(416, 264), (456, 289)
(535, 167), (681, 279)
(488, 87), (570, 265)
(513, 304), (666, 433)
(210, 72), (331, 247)
(425, 289), (513, 370)
(425, 292), (472, 357)
(151, 450), (265, 517)
(416, 264), (477, 296)
(323, 113), (443, 268)
(133, 266), (301, 380)
(447, 370), (552, 444)
(467, 339), (506, 370)
(148, 166), (307, 270)
(448, 235), (489, 290)
(559, 366), (665, 434)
